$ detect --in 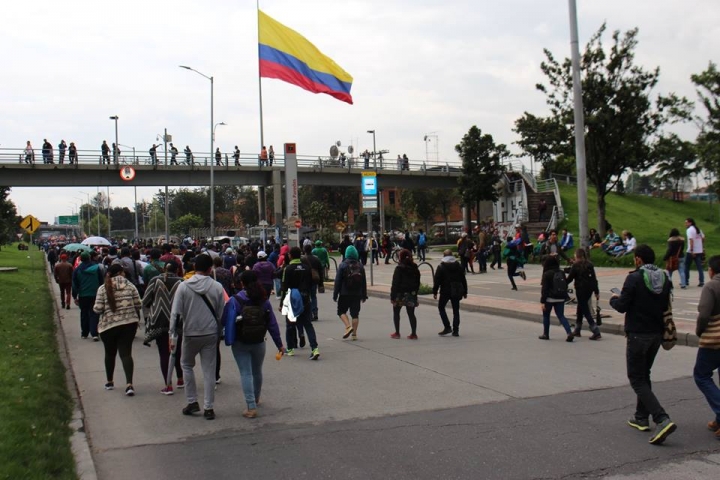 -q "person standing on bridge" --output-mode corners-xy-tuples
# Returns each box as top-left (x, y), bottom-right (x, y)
(215, 148), (222, 166)
(149, 144), (158, 165)
(112, 143), (120, 165)
(101, 140), (110, 164)
(24, 140), (34, 164)
(68, 142), (77, 164)
(233, 146), (240, 166)
(42, 139), (53, 164)
(610, 244), (677, 445)
(184, 145), (193, 165)
(170, 143), (179, 165)
(693, 254), (720, 441)
(259, 146), (268, 166)
(268, 145), (275, 166)
(59, 140), (67, 164)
